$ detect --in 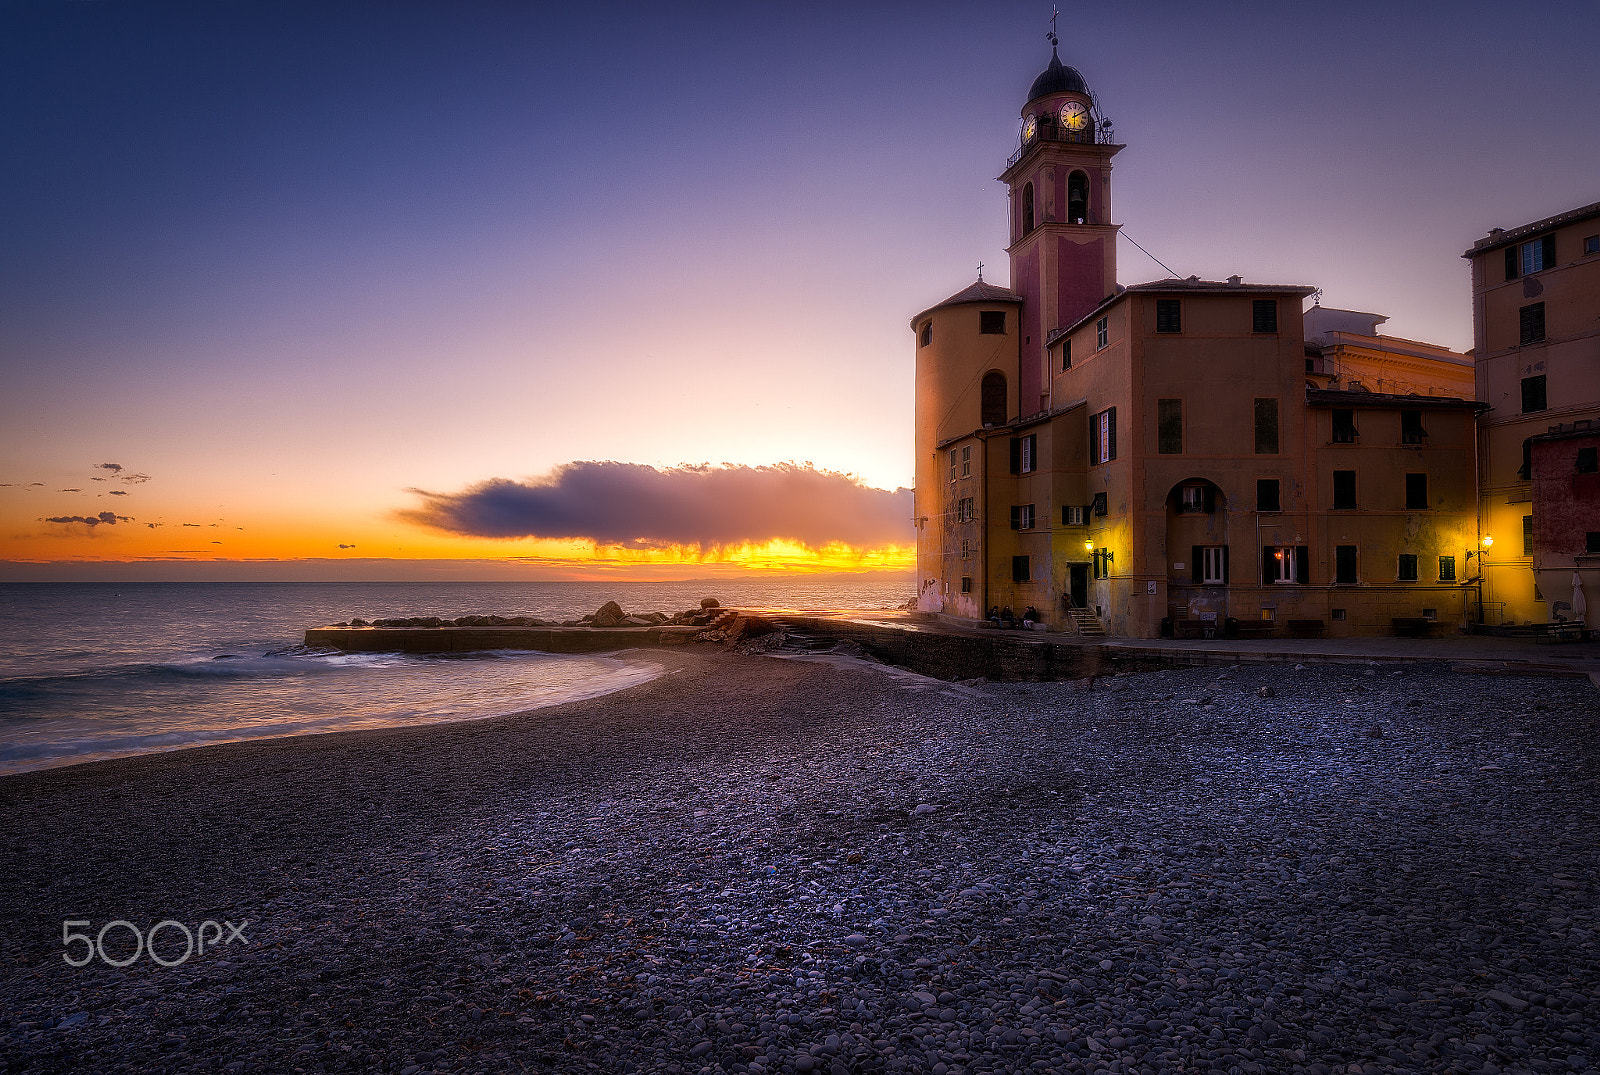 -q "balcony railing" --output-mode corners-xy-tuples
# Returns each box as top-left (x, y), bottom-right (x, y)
(1007, 124), (1103, 169)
